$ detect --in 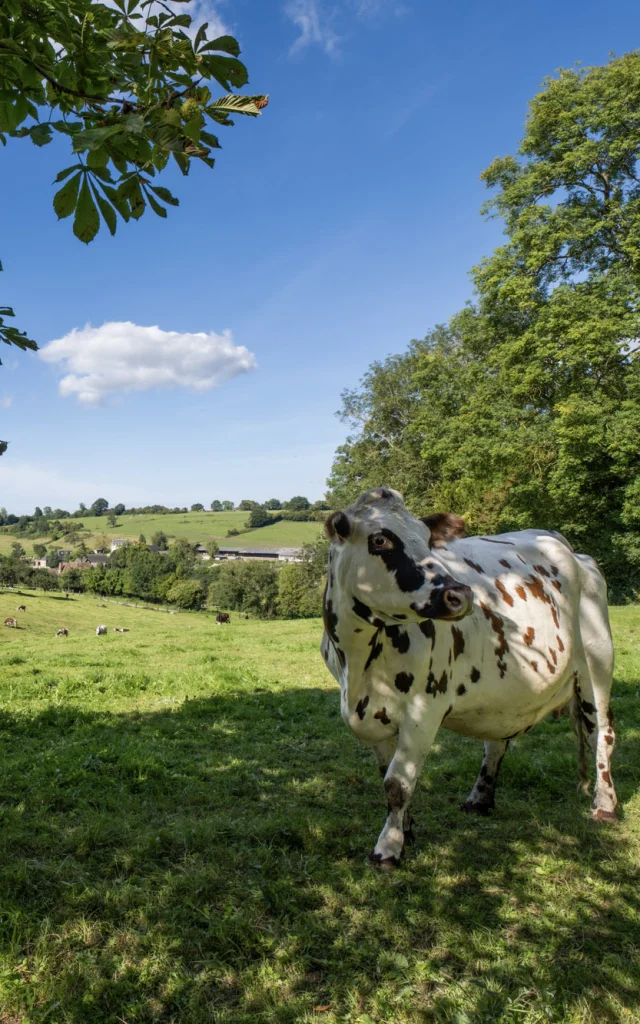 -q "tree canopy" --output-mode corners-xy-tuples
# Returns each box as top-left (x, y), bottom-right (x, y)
(328, 52), (640, 600)
(0, 0), (267, 361)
